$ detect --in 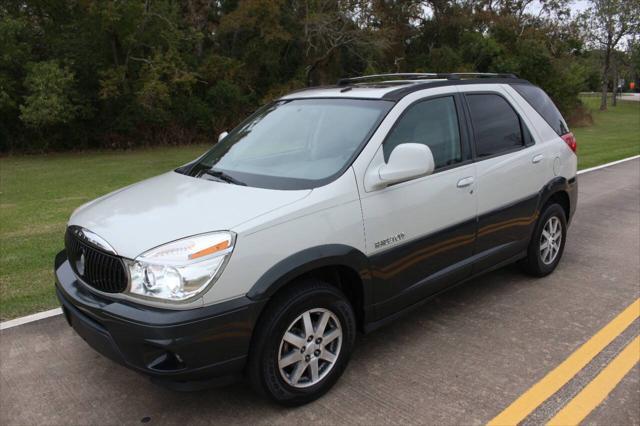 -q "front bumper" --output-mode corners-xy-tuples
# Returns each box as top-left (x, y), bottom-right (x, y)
(54, 250), (265, 389)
